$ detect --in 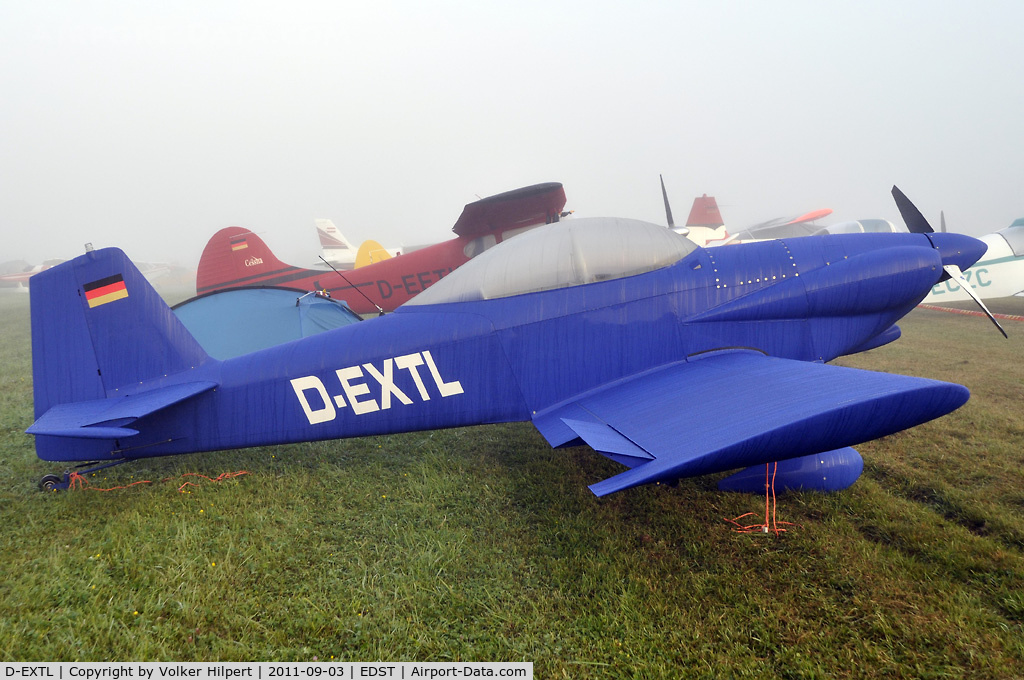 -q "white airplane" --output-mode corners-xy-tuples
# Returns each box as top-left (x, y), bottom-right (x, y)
(315, 219), (401, 270)
(660, 176), (898, 248)
(662, 176), (1023, 305)
(924, 217), (1024, 302)
(720, 216), (908, 244)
